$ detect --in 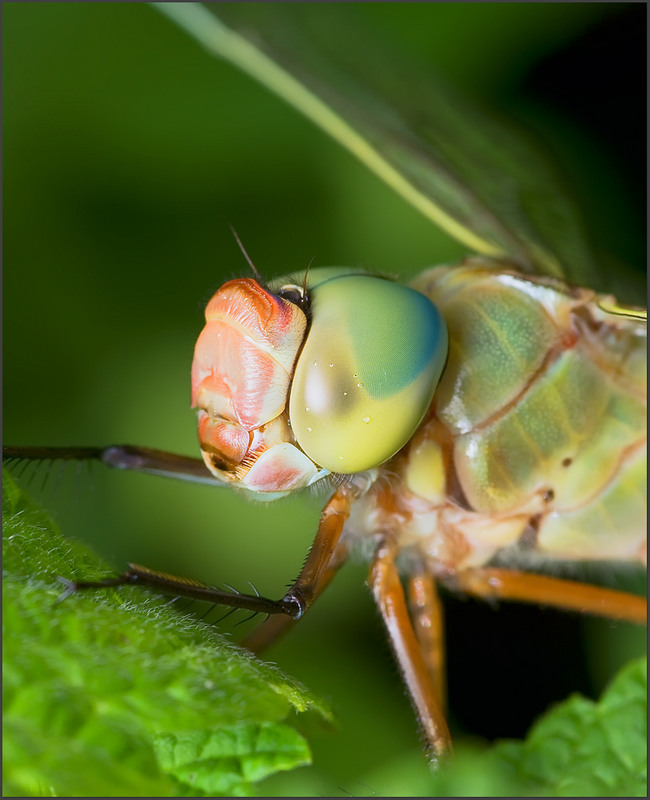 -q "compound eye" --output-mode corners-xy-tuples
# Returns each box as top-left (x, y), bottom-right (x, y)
(277, 283), (309, 310)
(289, 274), (448, 473)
